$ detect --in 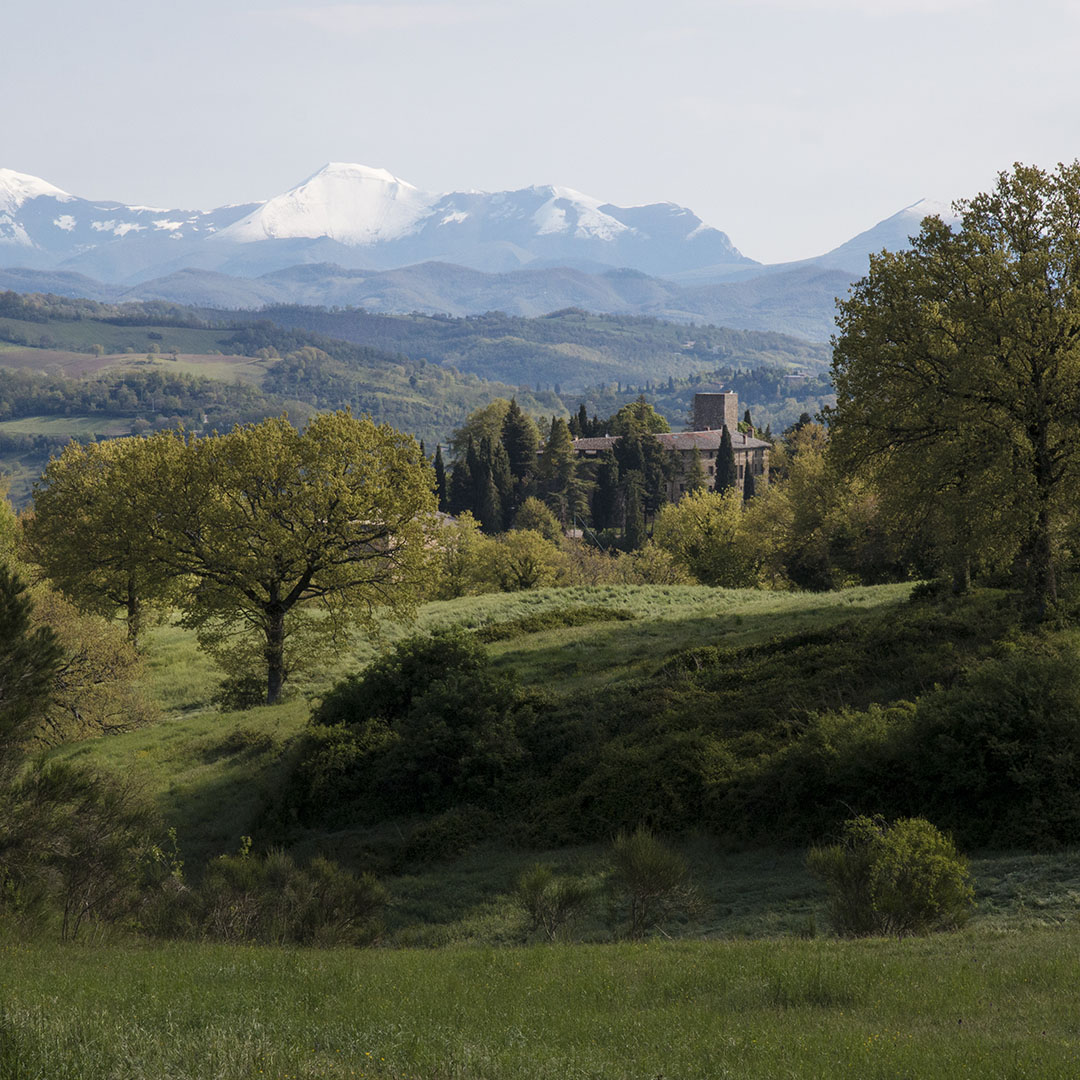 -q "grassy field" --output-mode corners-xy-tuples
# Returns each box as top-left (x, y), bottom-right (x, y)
(4, 931), (1080, 1079)
(19, 582), (1080, 1077)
